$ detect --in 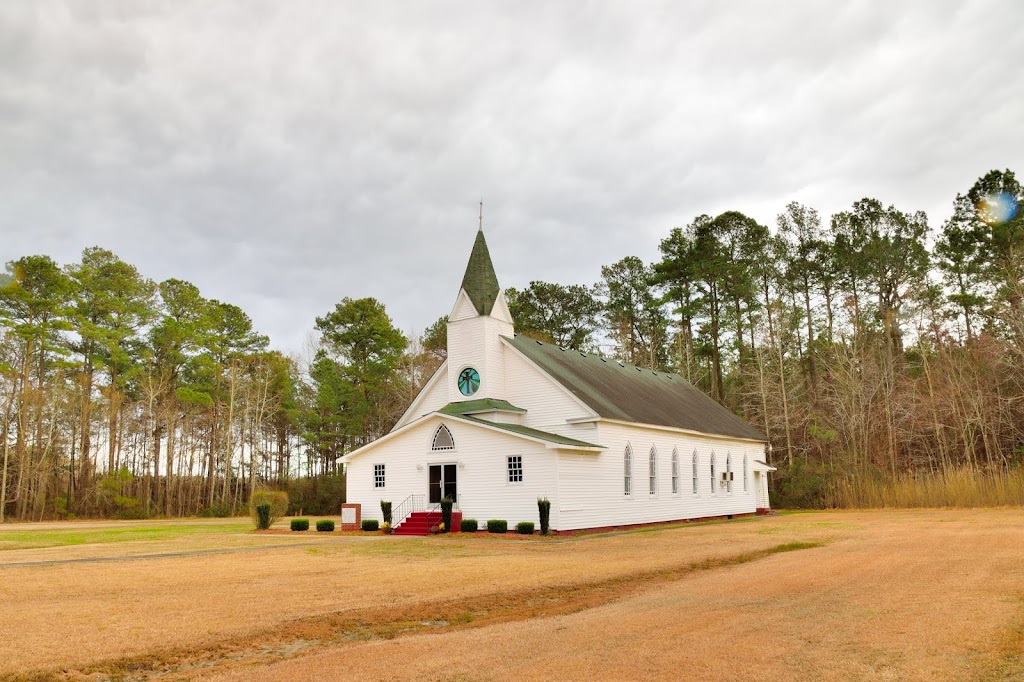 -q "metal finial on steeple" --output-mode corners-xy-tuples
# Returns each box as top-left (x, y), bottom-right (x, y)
(478, 199), (483, 232)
